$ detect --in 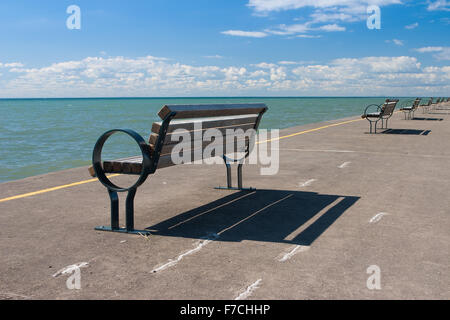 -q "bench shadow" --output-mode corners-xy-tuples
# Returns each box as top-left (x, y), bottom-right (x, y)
(380, 129), (431, 135)
(411, 117), (443, 121)
(145, 189), (359, 246)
